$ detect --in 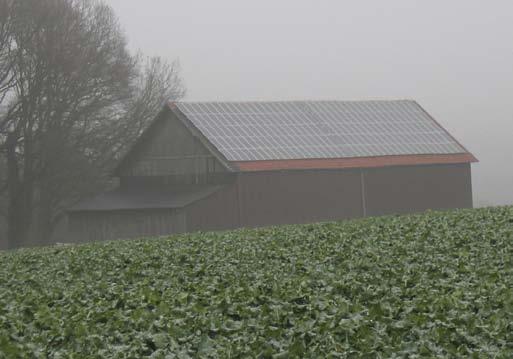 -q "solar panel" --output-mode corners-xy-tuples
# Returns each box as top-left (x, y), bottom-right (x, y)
(175, 100), (466, 162)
